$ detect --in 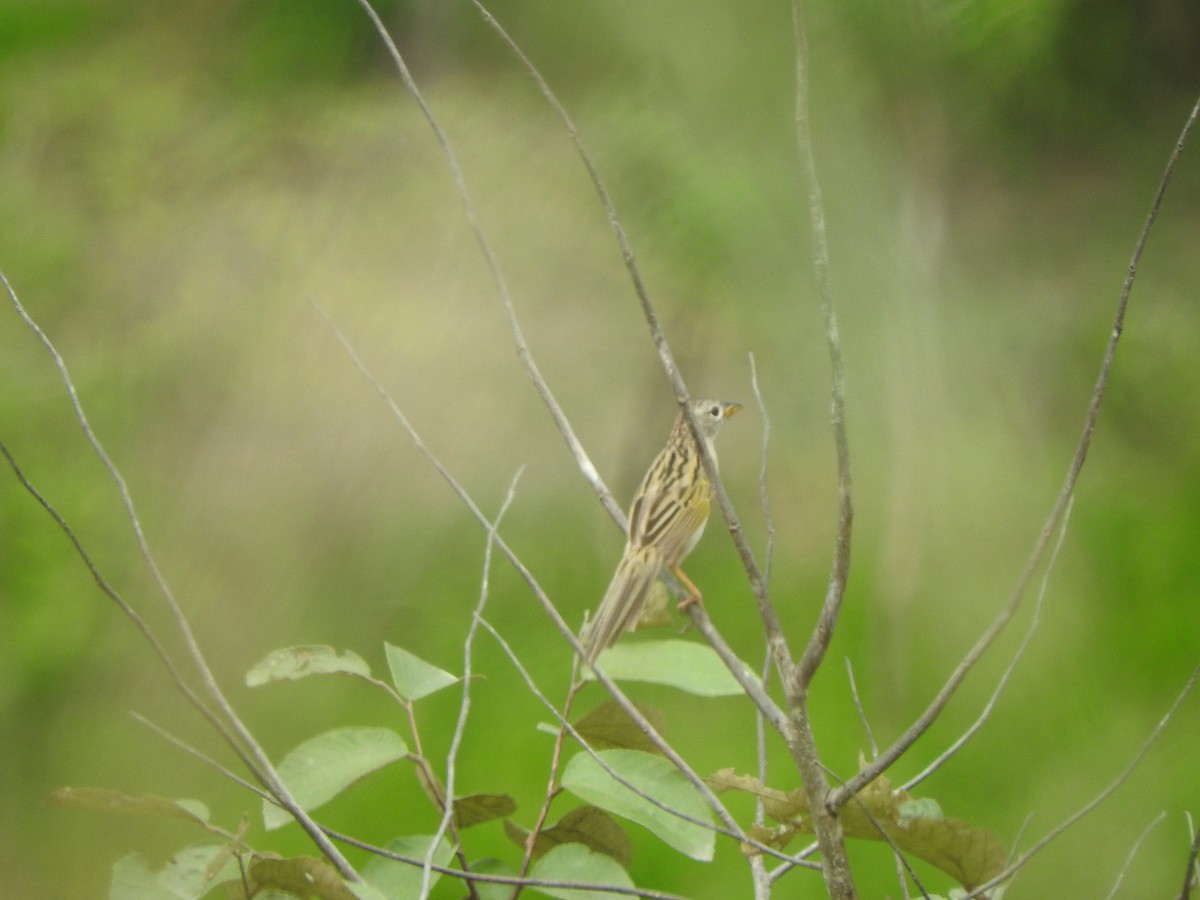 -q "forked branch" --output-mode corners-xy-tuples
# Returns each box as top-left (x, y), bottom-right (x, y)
(830, 91), (1200, 814)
